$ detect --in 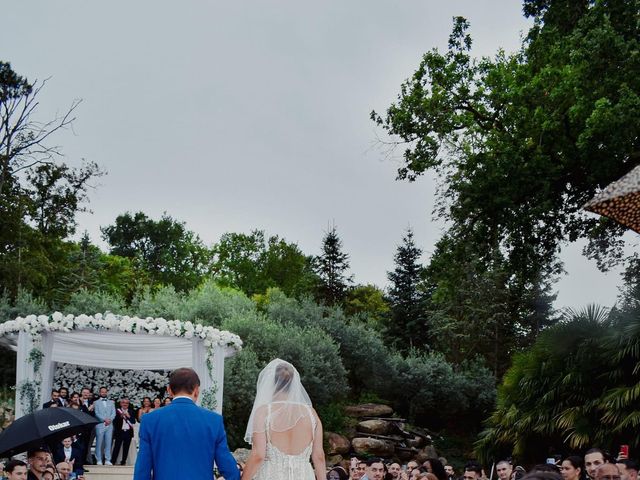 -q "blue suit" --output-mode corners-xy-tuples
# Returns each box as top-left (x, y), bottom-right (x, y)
(133, 397), (240, 480)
